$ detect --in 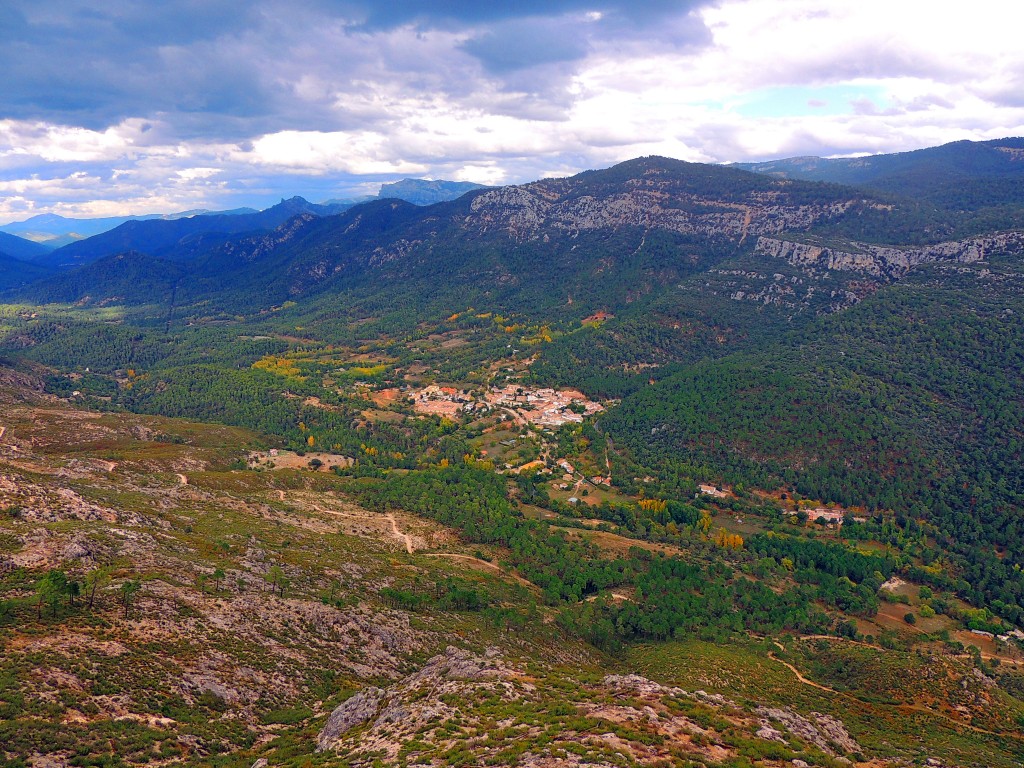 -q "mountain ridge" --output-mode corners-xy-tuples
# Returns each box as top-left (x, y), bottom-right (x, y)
(735, 137), (1024, 213)
(9, 153), (1012, 314)
(31, 196), (358, 270)
(0, 231), (53, 260)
